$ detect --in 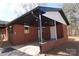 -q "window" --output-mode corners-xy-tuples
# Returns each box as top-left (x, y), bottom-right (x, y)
(24, 25), (29, 34)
